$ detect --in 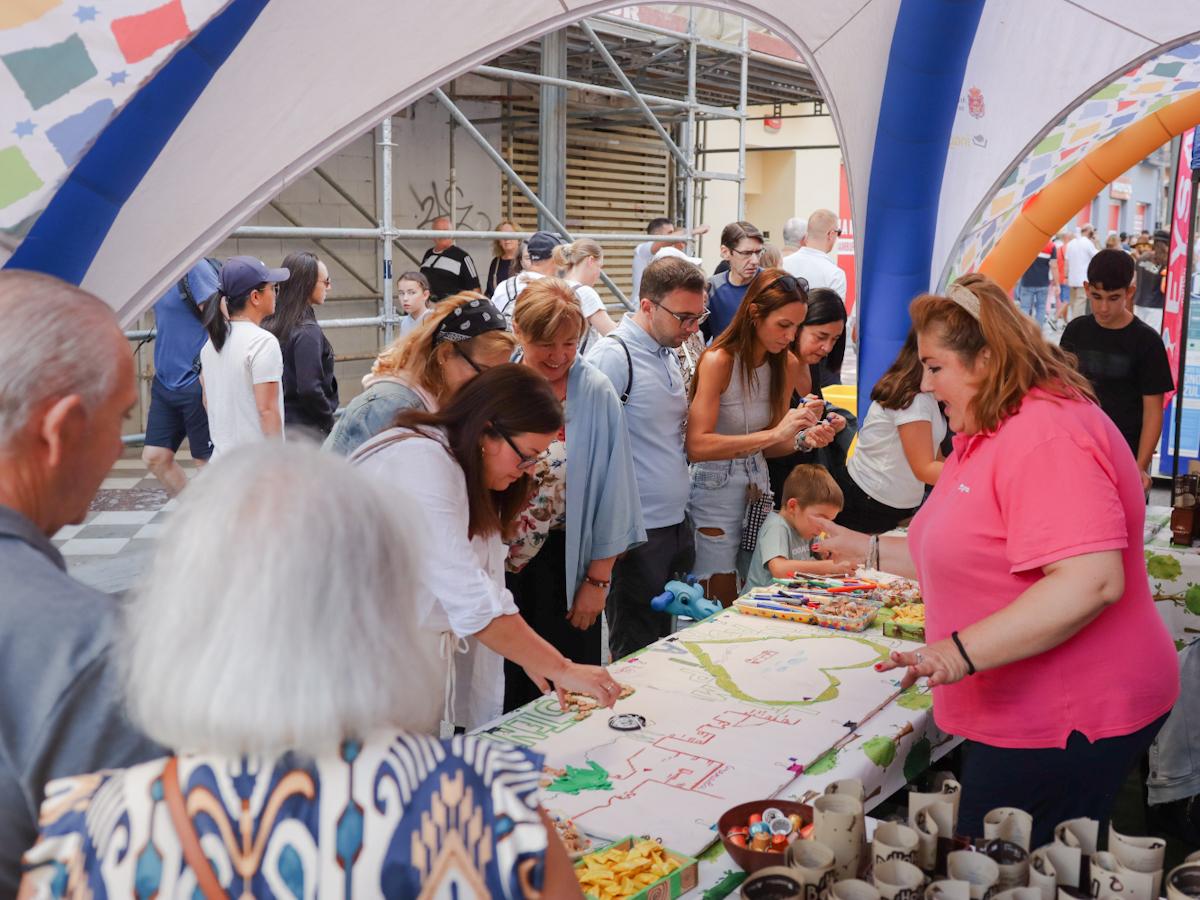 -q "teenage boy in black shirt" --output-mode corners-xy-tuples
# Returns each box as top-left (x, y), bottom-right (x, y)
(1060, 249), (1174, 492)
